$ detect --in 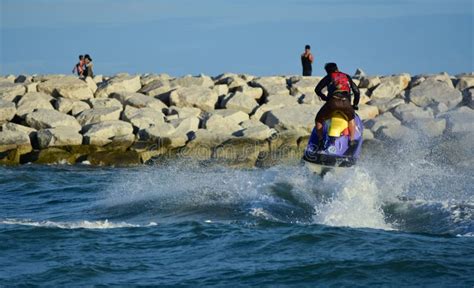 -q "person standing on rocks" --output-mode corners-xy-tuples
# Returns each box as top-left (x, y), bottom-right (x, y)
(301, 45), (314, 76)
(83, 54), (94, 78)
(72, 55), (85, 77)
(314, 62), (360, 148)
